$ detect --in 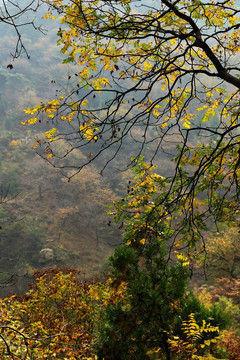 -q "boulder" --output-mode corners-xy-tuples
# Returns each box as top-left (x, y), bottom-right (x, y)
(39, 248), (54, 264)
